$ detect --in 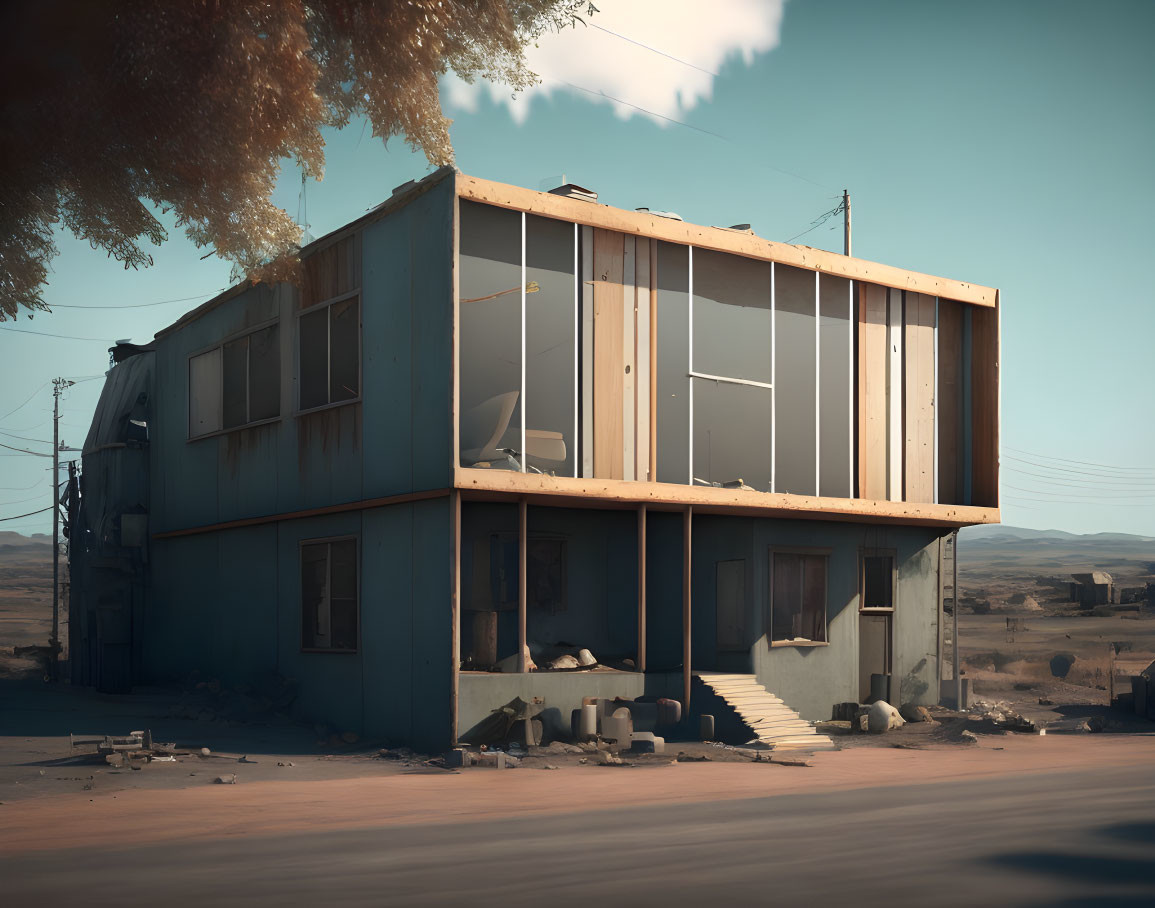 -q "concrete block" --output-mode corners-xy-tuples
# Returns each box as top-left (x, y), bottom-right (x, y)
(699, 714), (715, 741)
(444, 748), (468, 768)
(629, 732), (665, 754)
(601, 707), (632, 745)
